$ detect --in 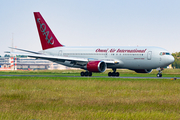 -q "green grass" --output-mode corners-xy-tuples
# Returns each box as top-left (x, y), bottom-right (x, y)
(0, 68), (180, 77)
(0, 74), (180, 119)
